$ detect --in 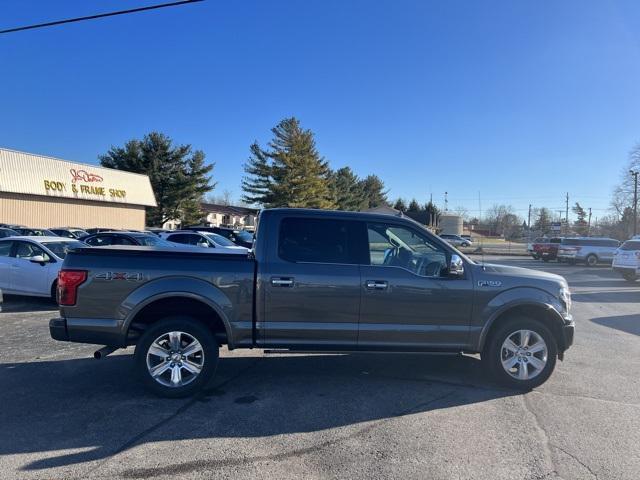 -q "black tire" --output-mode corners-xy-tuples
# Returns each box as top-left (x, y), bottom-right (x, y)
(483, 317), (558, 390)
(585, 254), (598, 267)
(542, 257), (550, 263)
(50, 281), (58, 303)
(623, 272), (638, 283)
(134, 316), (219, 398)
